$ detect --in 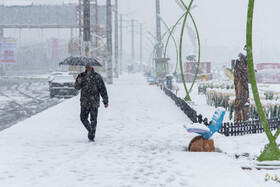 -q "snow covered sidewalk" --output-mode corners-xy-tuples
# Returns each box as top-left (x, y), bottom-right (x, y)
(0, 73), (259, 187)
